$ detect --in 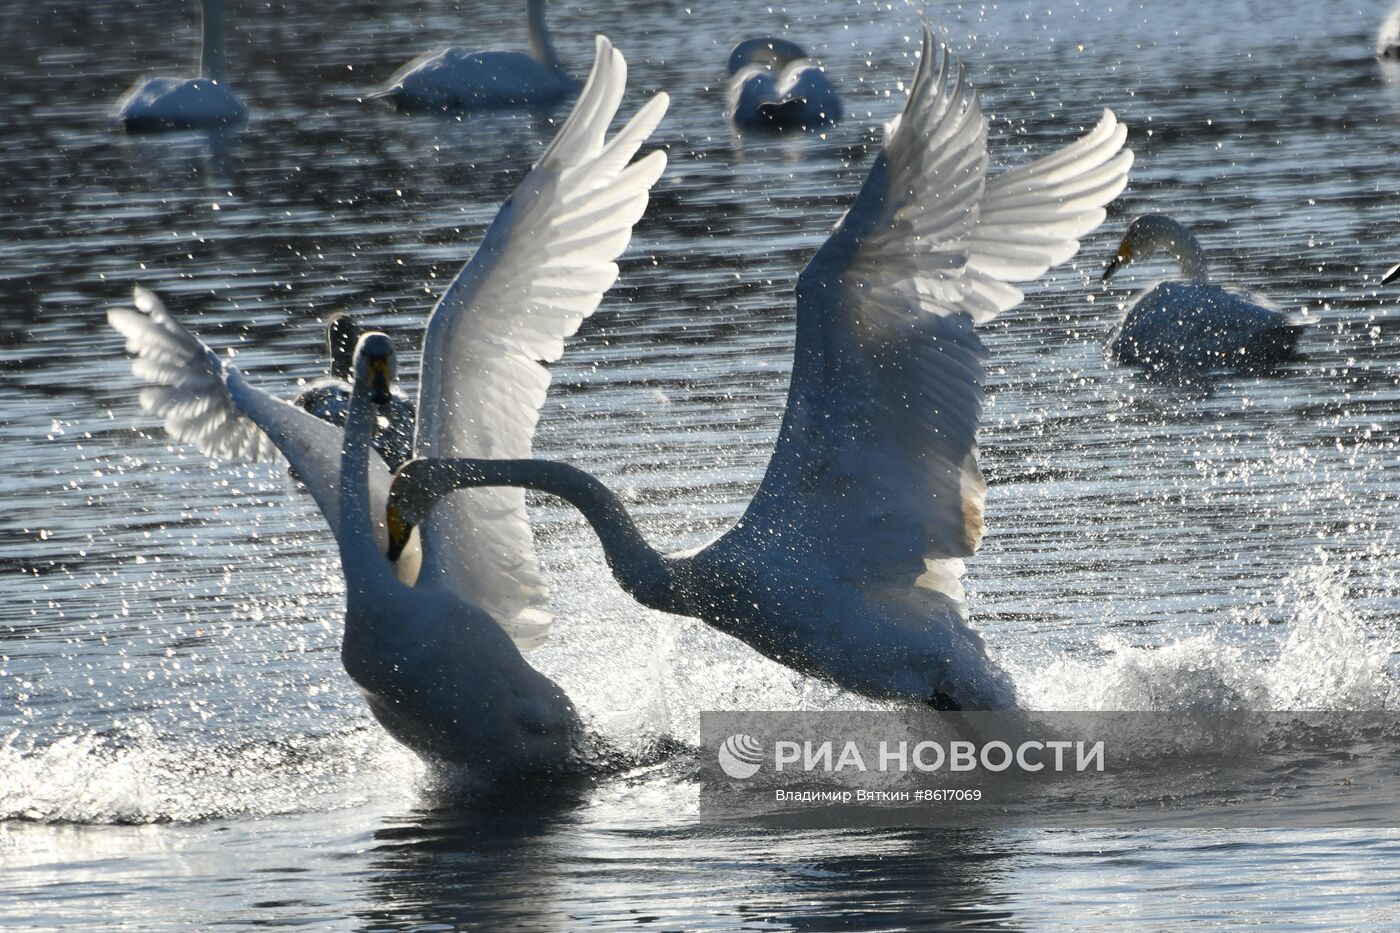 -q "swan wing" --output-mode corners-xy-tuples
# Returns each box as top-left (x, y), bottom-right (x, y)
(737, 28), (1129, 607)
(109, 287), (401, 555)
(413, 36), (669, 650)
(957, 108), (1132, 320)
